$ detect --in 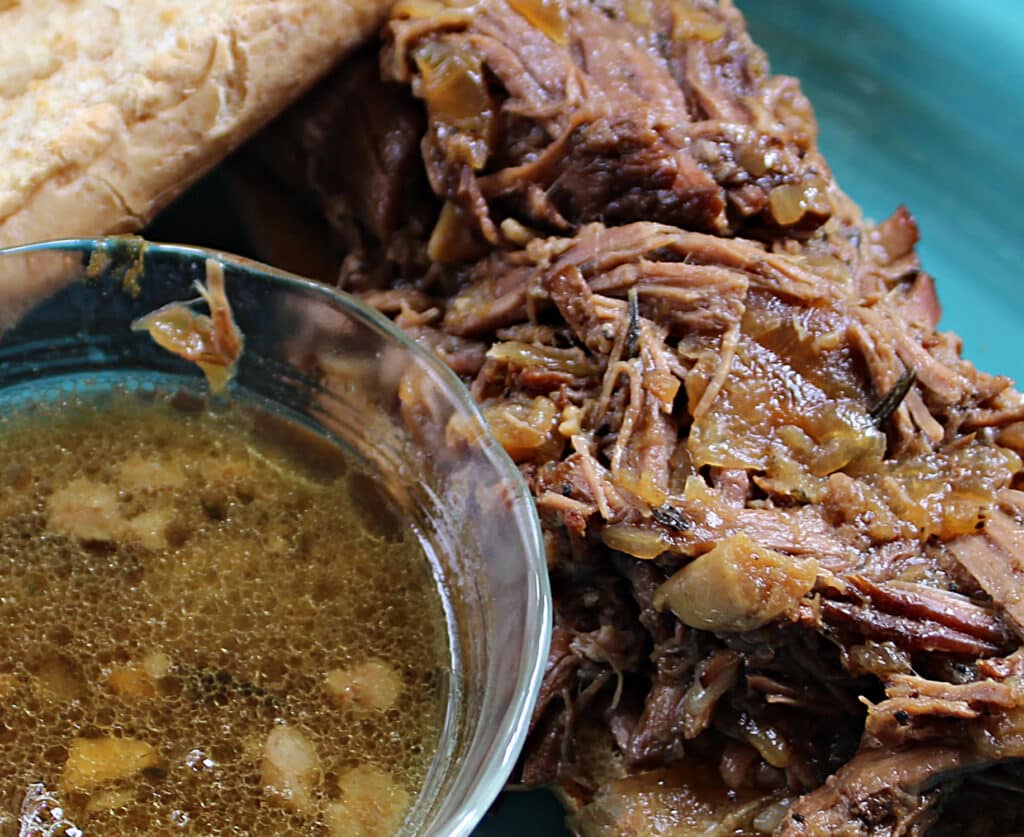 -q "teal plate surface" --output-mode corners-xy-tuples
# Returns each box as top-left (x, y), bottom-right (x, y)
(147, 1), (1024, 832)
(471, 1), (1024, 832)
